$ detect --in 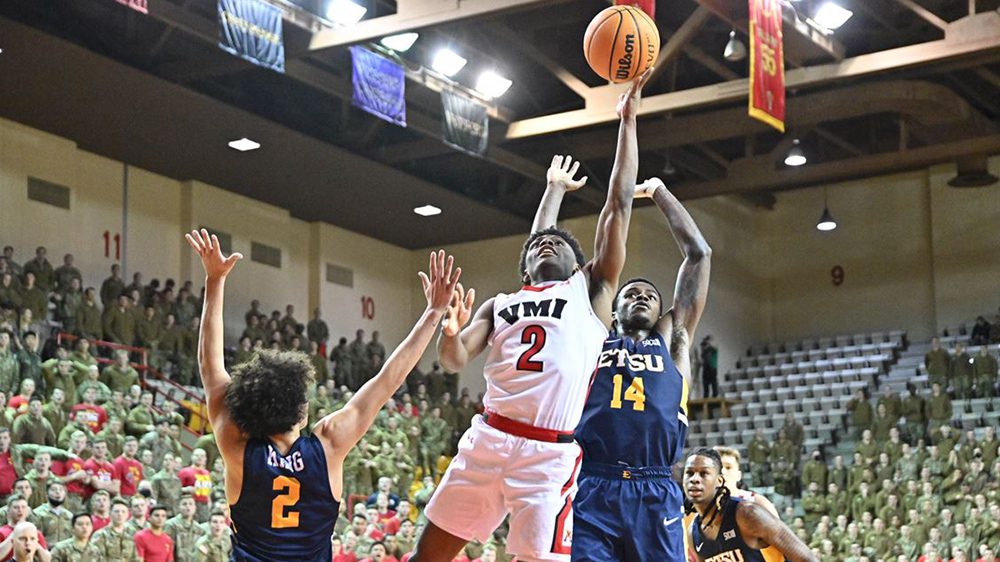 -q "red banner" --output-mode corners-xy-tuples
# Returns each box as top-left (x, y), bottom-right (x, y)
(748, 0), (785, 132)
(614, 0), (655, 19)
(115, 0), (148, 14)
